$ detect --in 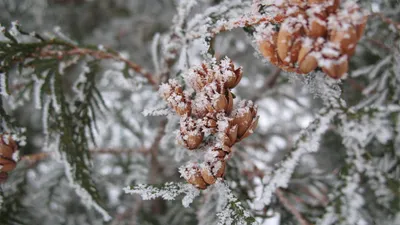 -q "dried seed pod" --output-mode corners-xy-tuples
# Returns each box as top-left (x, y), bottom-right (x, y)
(257, 24), (280, 66)
(259, 34), (279, 66)
(159, 80), (191, 116)
(355, 16), (368, 41)
(185, 63), (215, 92)
(231, 100), (258, 141)
(213, 160), (226, 178)
(219, 58), (243, 89)
(0, 158), (16, 172)
(320, 43), (349, 79)
(200, 164), (216, 185)
(306, 9), (328, 38)
(297, 42), (318, 74)
(203, 116), (217, 134)
(330, 26), (358, 56)
(0, 134), (18, 174)
(224, 125), (238, 147)
(239, 116), (259, 141)
(277, 19), (304, 65)
(179, 117), (204, 150)
(307, 0), (325, 4)
(0, 134), (18, 159)
(187, 171), (208, 190)
(200, 159), (226, 185)
(202, 88), (234, 114)
(288, 0), (307, 8)
(325, 0), (340, 14)
(181, 165), (208, 190)
(214, 149), (227, 160)
(322, 57), (348, 79)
